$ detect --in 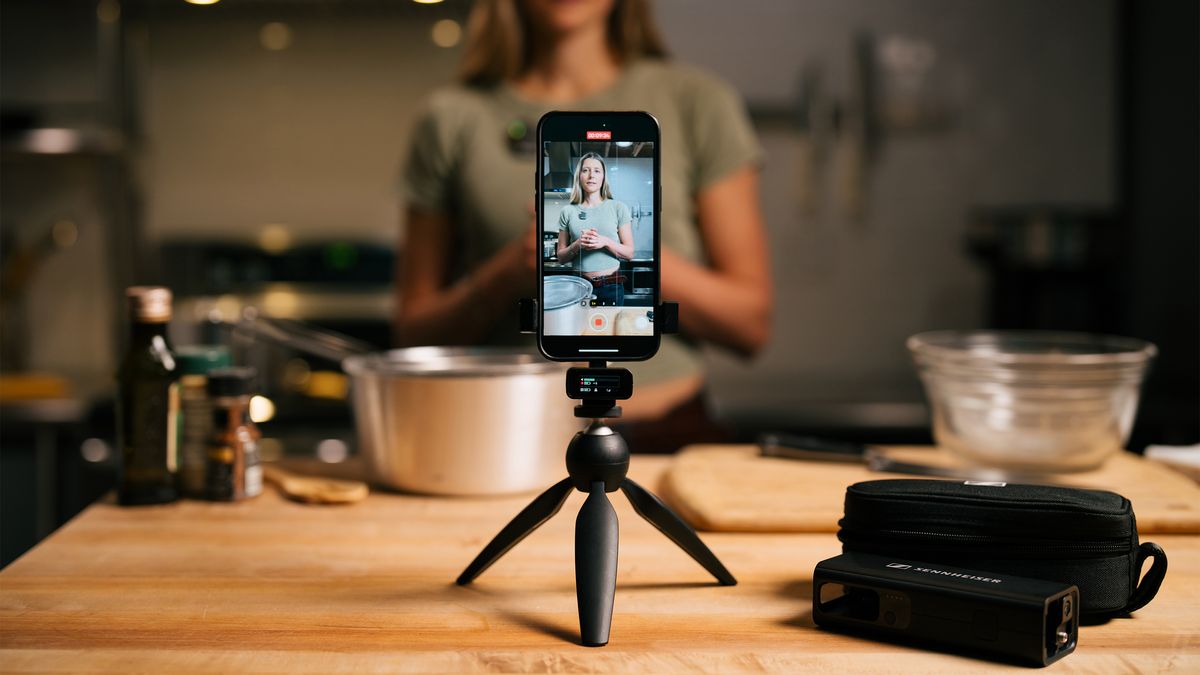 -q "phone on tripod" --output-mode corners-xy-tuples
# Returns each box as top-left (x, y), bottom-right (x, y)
(536, 111), (661, 362)
(464, 117), (732, 645)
